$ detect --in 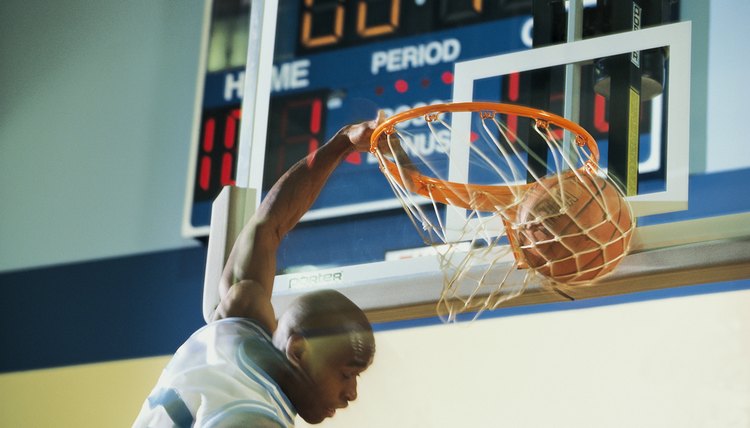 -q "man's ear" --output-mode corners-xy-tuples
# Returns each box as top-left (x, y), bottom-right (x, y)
(285, 334), (307, 366)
